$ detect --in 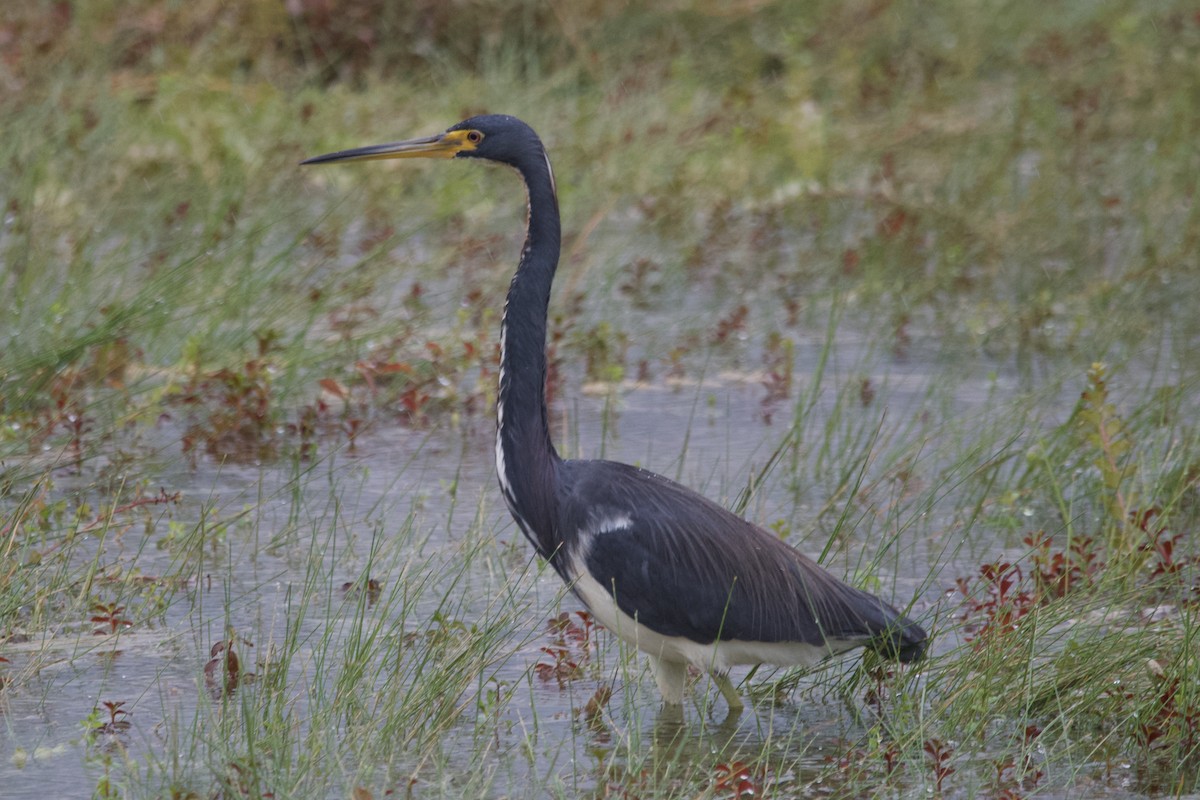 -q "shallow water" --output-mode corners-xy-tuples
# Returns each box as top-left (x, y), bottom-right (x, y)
(0, 323), (1170, 798)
